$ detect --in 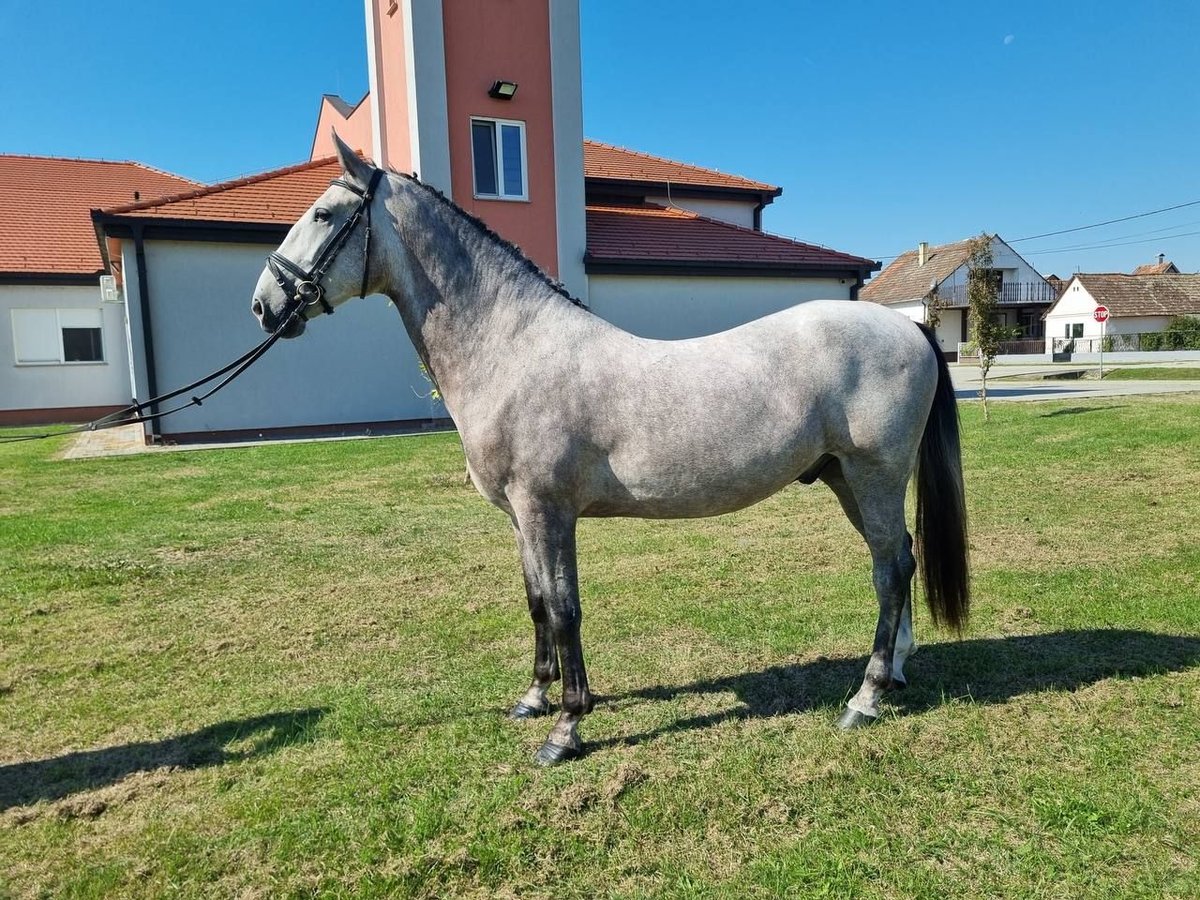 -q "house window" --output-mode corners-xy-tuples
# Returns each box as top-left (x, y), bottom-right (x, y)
(1064, 323), (1084, 339)
(471, 118), (527, 200)
(12, 308), (104, 365)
